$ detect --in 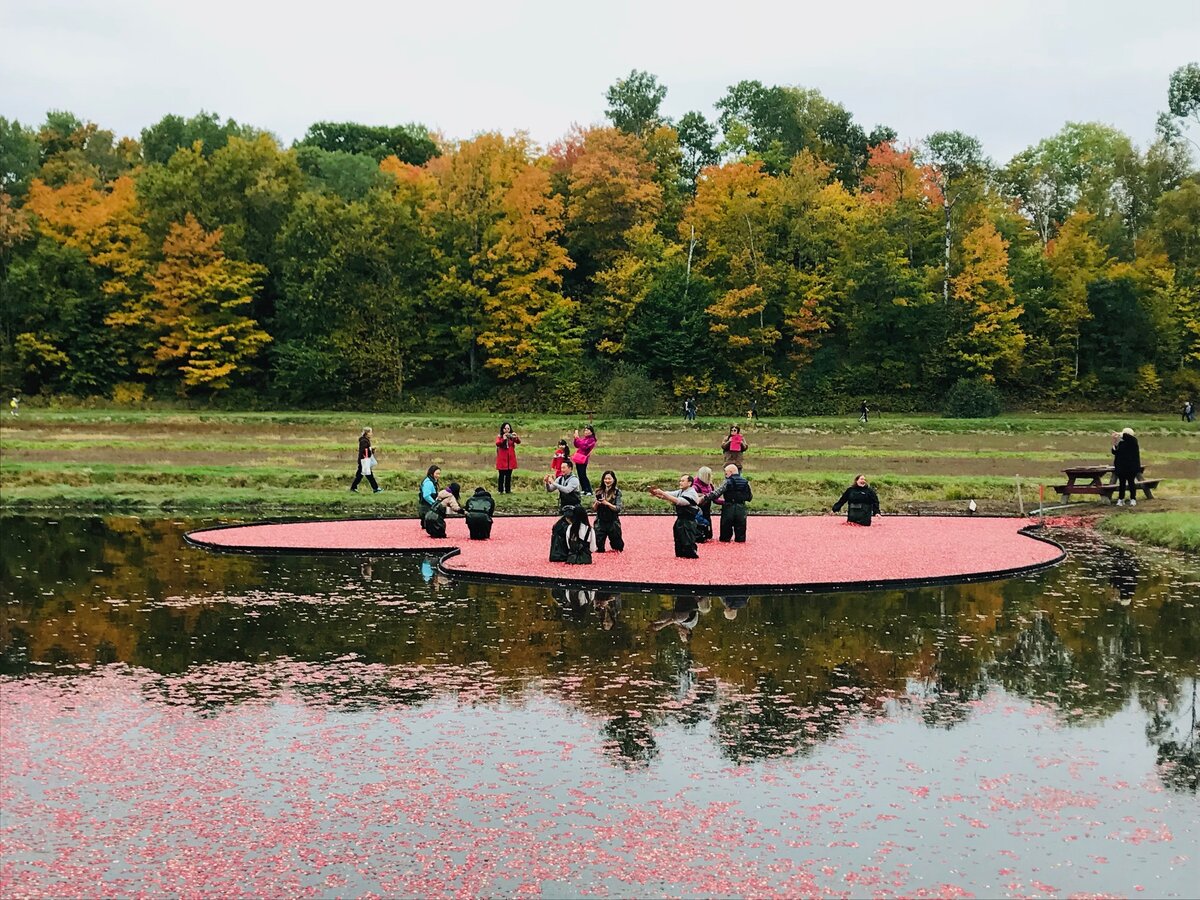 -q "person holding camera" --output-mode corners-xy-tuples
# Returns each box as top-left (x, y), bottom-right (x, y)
(494, 422), (521, 494)
(571, 425), (598, 495)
